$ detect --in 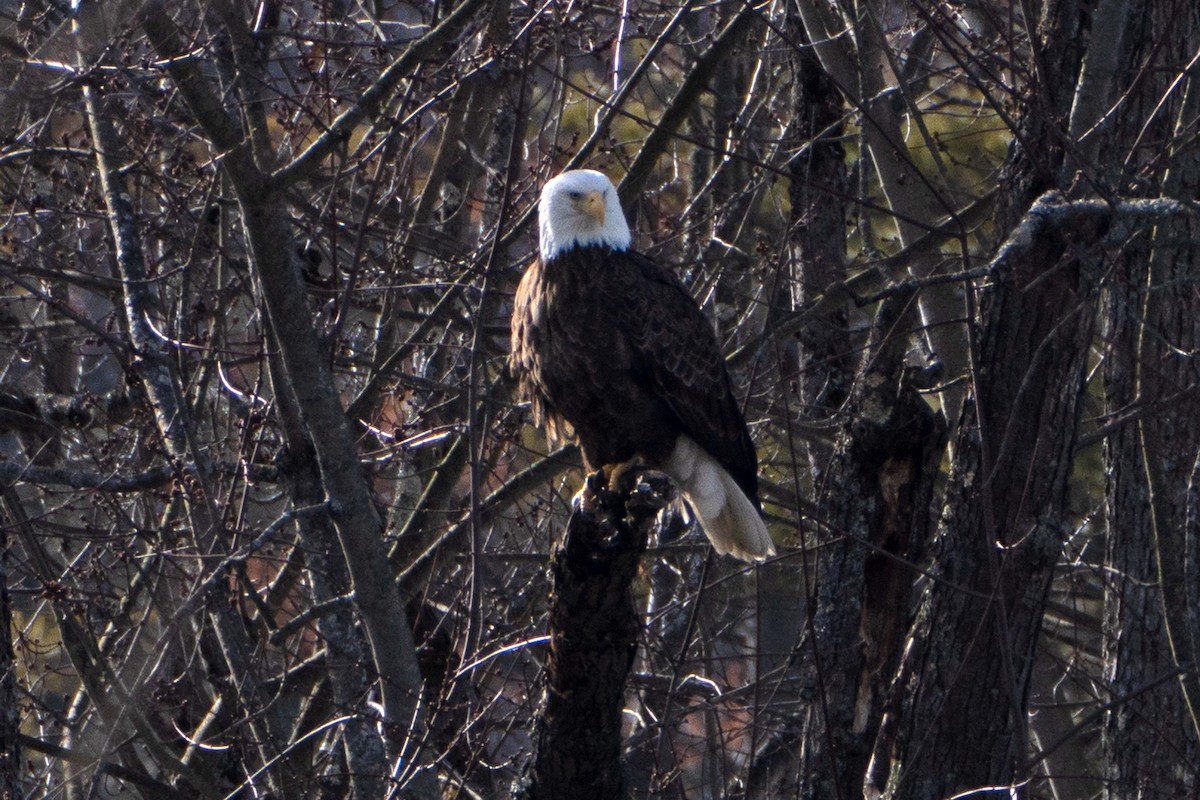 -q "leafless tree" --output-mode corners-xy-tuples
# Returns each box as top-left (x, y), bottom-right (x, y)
(1, 0), (1198, 798)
